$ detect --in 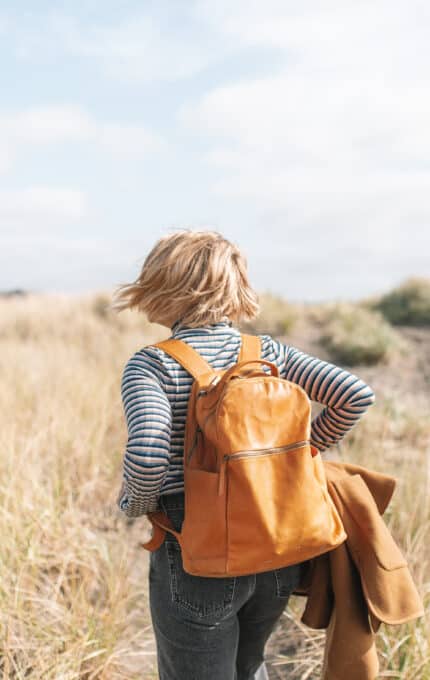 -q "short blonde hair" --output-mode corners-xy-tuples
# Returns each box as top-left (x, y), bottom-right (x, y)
(111, 230), (260, 328)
